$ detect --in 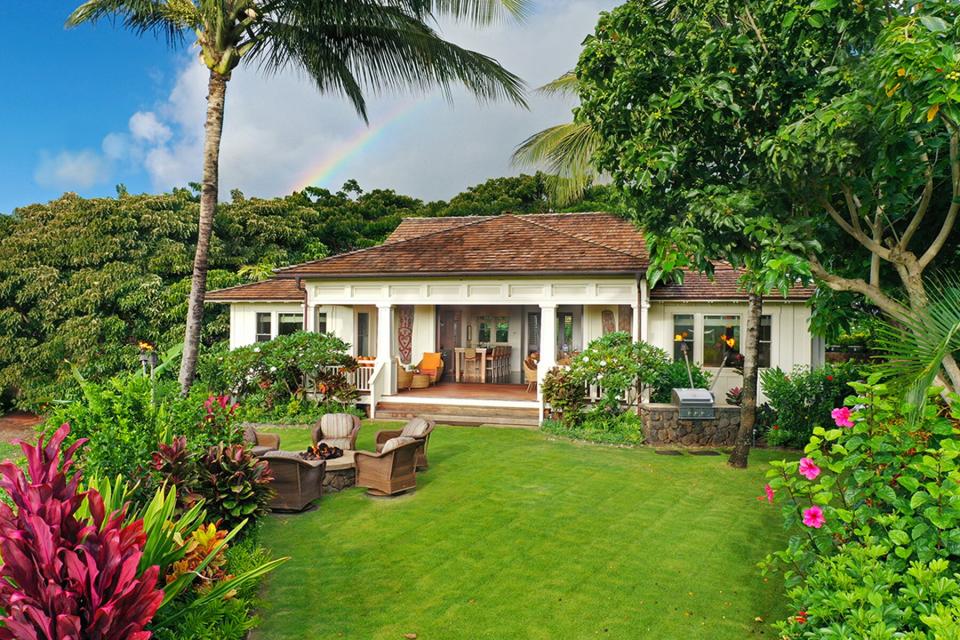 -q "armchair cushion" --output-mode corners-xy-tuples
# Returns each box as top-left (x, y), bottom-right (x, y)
(317, 413), (359, 450)
(400, 417), (432, 438)
(381, 436), (417, 453)
(418, 352), (442, 376)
